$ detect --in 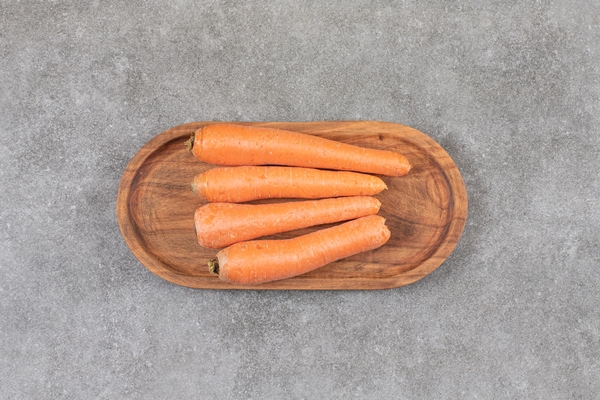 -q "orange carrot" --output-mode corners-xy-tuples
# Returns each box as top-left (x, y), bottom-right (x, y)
(195, 196), (382, 249)
(186, 124), (411, 176)
(209, 215), (391, 285)
(191, 166), (387, 203)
